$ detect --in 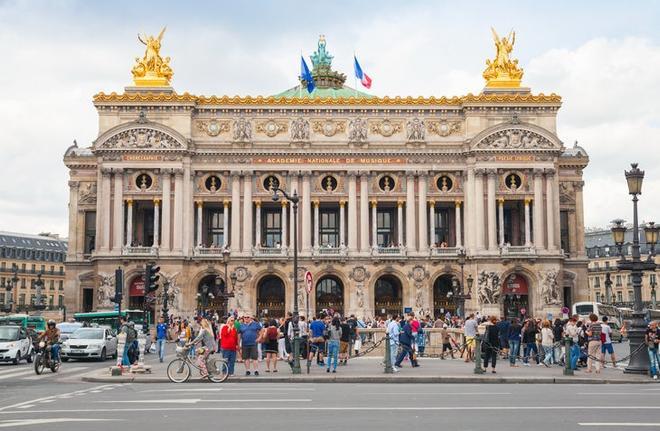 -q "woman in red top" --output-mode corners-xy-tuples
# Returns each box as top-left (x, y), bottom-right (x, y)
(220, 316), (238, 376)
